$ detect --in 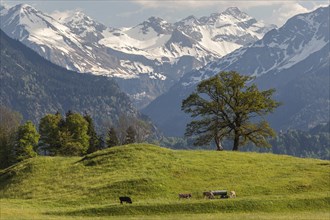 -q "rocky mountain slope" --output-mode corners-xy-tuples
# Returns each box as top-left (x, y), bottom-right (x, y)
(0, 4), (275, 108)
(143, 6), (330, 136)
(0, 29), (139, 129)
